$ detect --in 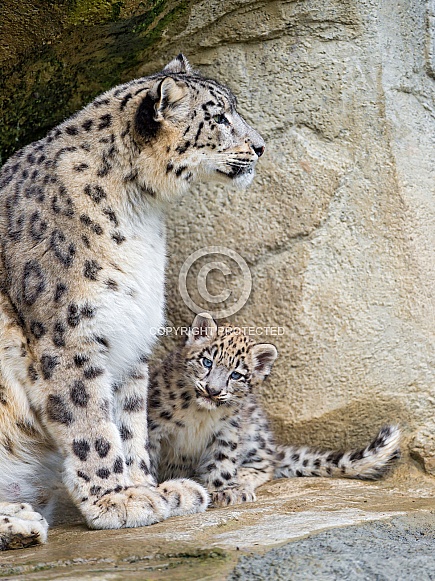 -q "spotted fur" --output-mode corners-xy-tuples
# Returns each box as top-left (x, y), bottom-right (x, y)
(0, 55), (264, 549)
(148, 314), (401, 507)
